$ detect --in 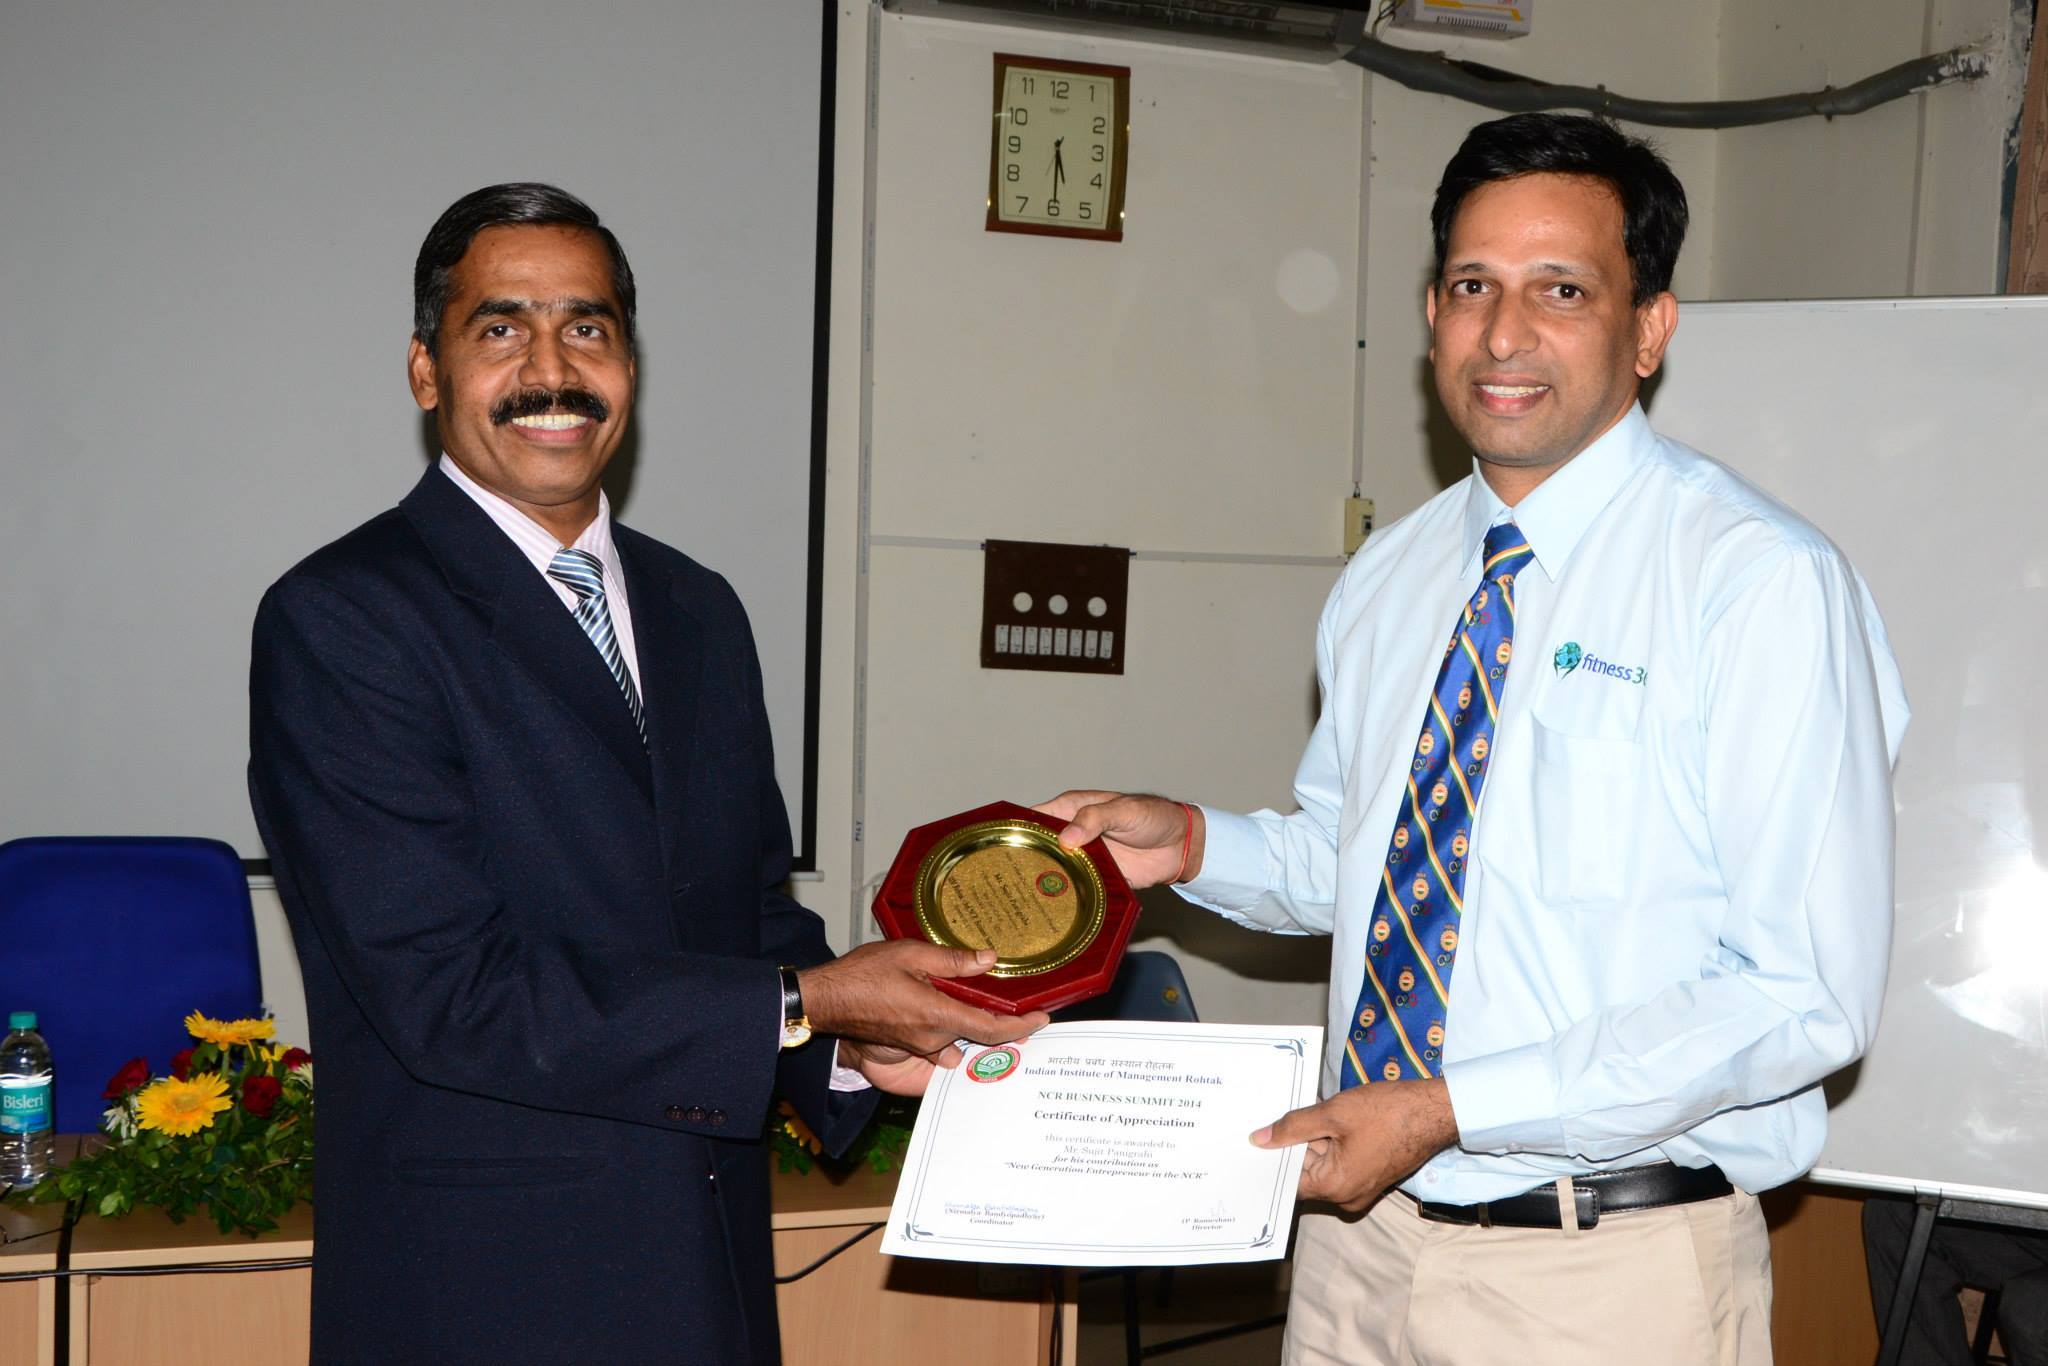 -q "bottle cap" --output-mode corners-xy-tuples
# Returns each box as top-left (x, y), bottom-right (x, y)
(7, 1012), (35, 1031)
